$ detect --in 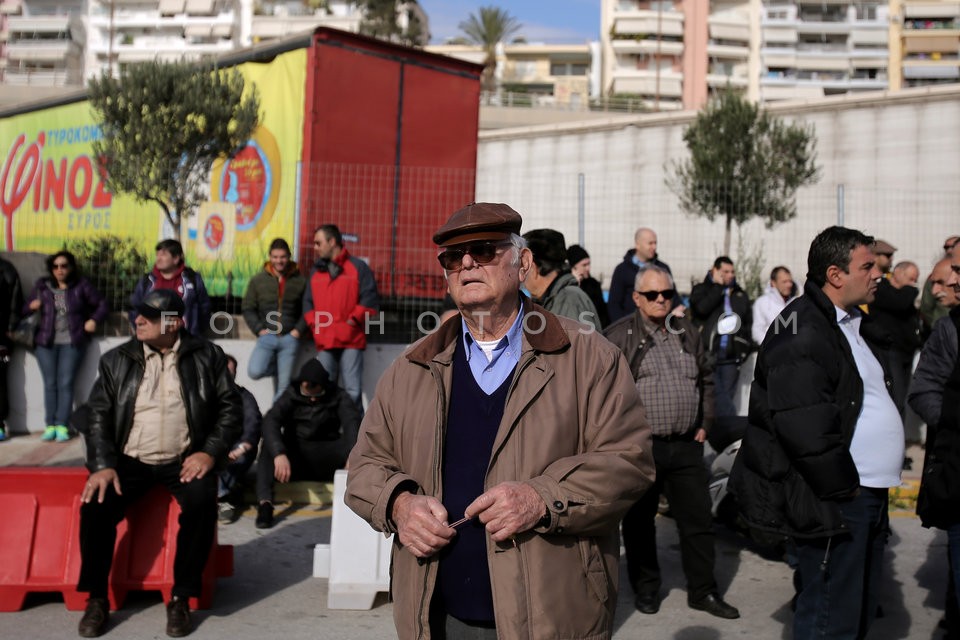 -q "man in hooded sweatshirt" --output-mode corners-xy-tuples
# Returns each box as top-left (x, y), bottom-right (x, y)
(254, 358), (360, 529)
